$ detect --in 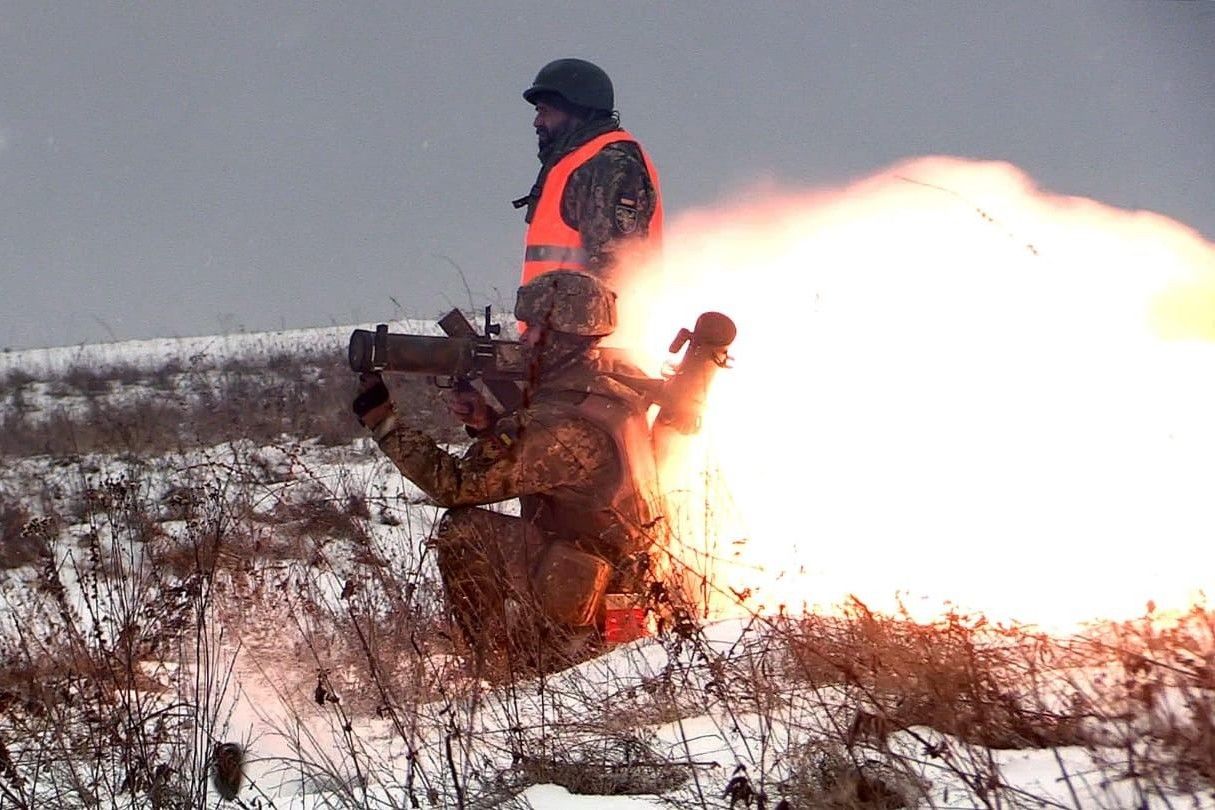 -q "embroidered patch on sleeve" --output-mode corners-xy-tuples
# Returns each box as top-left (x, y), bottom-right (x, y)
(614, 198), (639, 234)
